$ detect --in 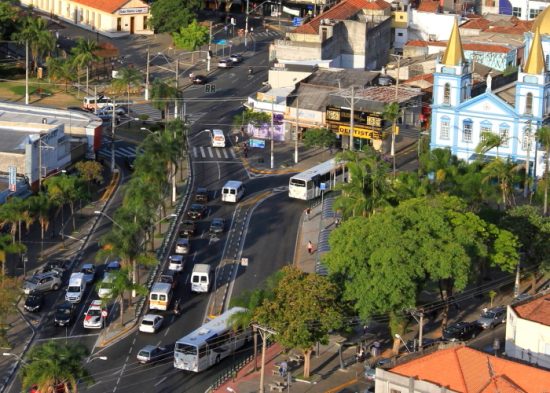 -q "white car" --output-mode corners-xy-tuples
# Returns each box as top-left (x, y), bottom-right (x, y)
(217, 59), (233, 68)
(168, 255), (185, 272)
(174, 238), (190, 255)
(139, 314), (164, 333)
(83, 300), (106, 329)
